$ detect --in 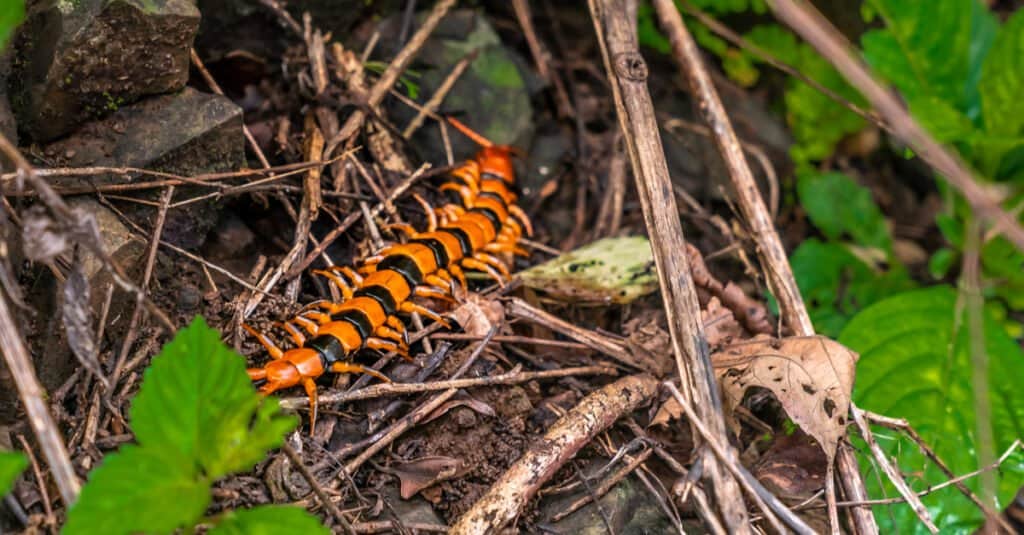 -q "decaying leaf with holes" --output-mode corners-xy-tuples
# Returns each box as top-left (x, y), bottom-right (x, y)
(519, 237), (657, 304)
(713, 335), (857, 460)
